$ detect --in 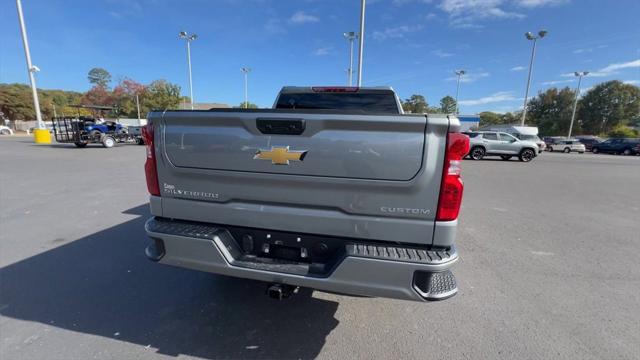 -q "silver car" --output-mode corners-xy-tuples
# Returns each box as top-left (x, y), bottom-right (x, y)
(547, 139), (585, 153)
(466, 131), (539, 162)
